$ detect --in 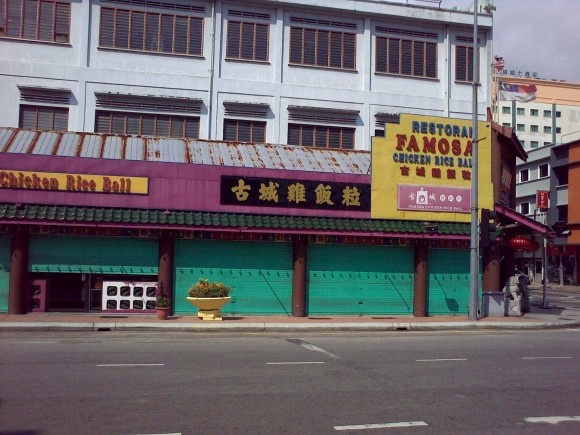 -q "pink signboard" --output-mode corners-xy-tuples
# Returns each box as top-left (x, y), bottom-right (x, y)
(397, 184), (471, 213)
